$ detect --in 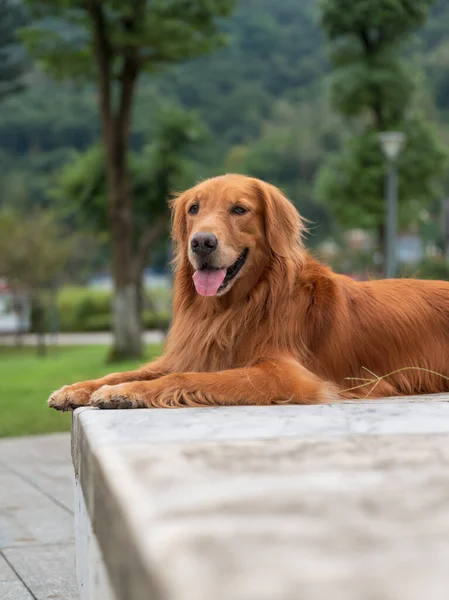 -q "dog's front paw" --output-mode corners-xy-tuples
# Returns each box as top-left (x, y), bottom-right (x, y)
(89, 384), (146, 409)
(48, 384), (94, 412)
